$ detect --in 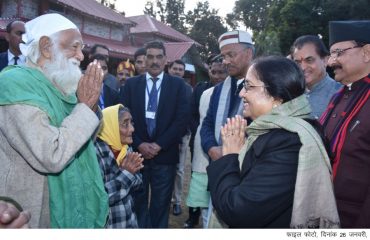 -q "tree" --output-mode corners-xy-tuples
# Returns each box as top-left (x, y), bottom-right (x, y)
(227, 0), (370, 55)
(99, 0), (117, 10)
(186, 2), (227, 59)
